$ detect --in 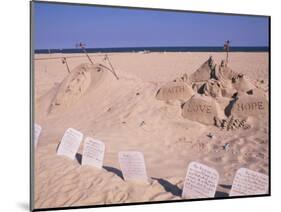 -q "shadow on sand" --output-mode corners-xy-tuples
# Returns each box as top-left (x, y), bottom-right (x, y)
(103, 166), (124, 180)
(152, 177), (182, 197)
